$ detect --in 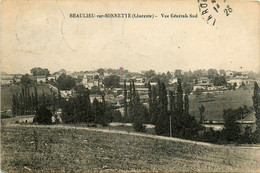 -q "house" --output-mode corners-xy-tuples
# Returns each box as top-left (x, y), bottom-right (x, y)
(19, 115), (35, 124)
(150, 82), (157, 86)
(136, 77), (145, 83)
(226, 70), (234, 77)
(198, 77), (210, 84)
(47, 75), (56, 82)
(52, 108), (63, 123)
(60, 90), (74, 98)
(36, 76), (47, 83)
(89, 94), (103, 103)
(103, 72), (111, 77)
(1, 76), (13, 85)
(193, 83), (213, 91)
(82, 73), (101, 88)
(227, 78), (249, 88)
(169, 78), (178, 84)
